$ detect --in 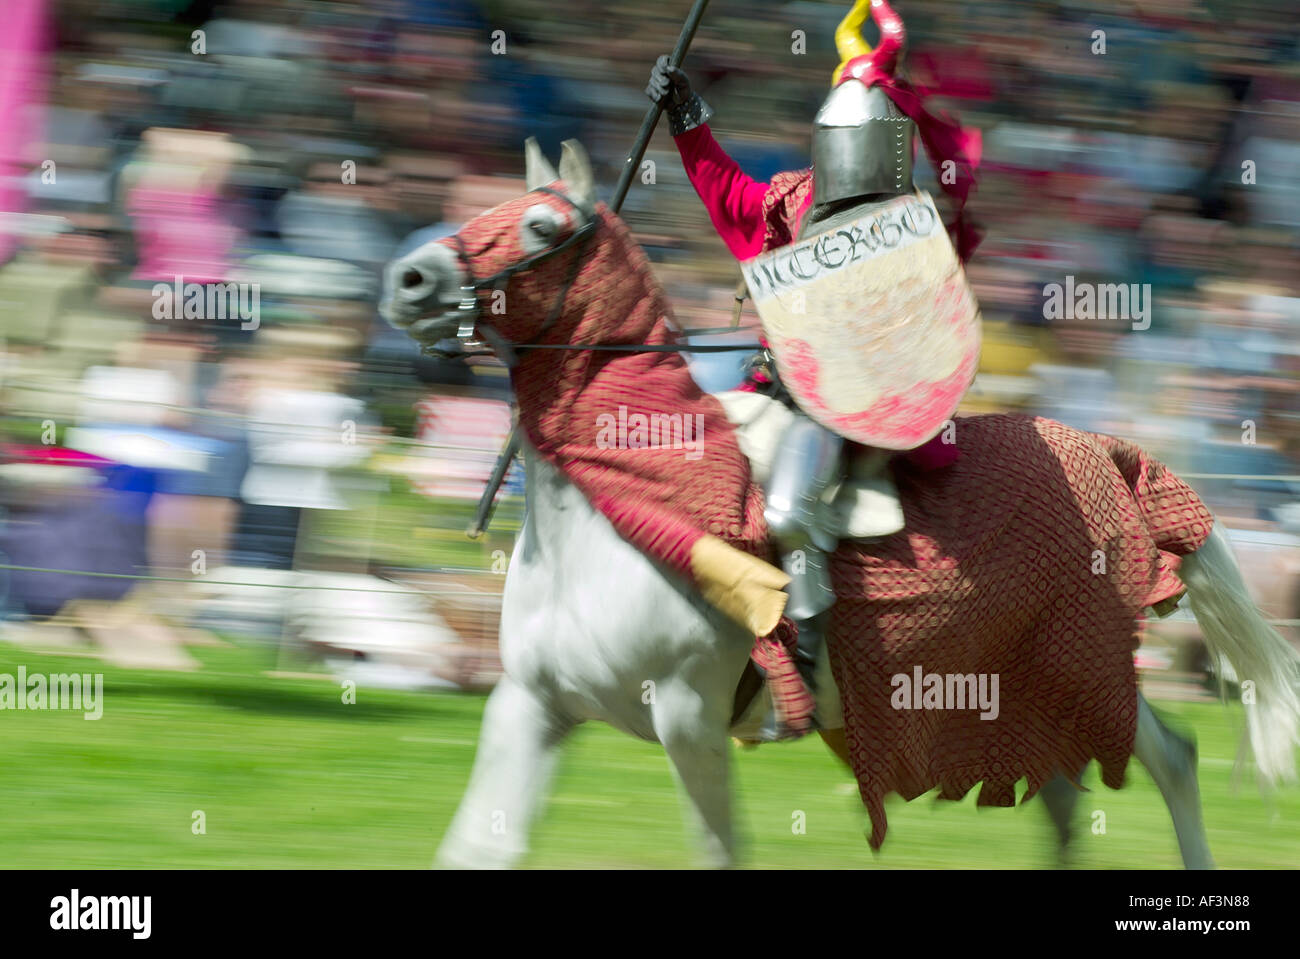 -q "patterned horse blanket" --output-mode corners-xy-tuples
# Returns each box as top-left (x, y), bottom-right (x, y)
(828, 414), (1214, 848)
